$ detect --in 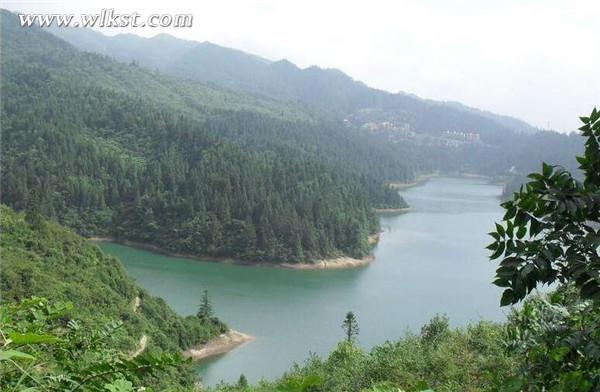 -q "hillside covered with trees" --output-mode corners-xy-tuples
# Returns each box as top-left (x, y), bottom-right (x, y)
(0, 9), (410, 264)
(46, 26), (549, 135)
(0, 205), (227, 390)
(51, 24), (585, 174)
